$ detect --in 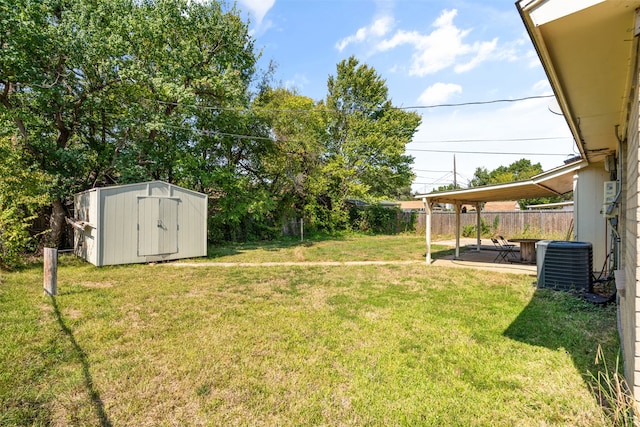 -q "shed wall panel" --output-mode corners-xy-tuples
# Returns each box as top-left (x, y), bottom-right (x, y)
(150, 182), (170, 197)
(74, 181), (207, 266)
(100, 187), (139, 265)
(173, 186), (207, 258)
